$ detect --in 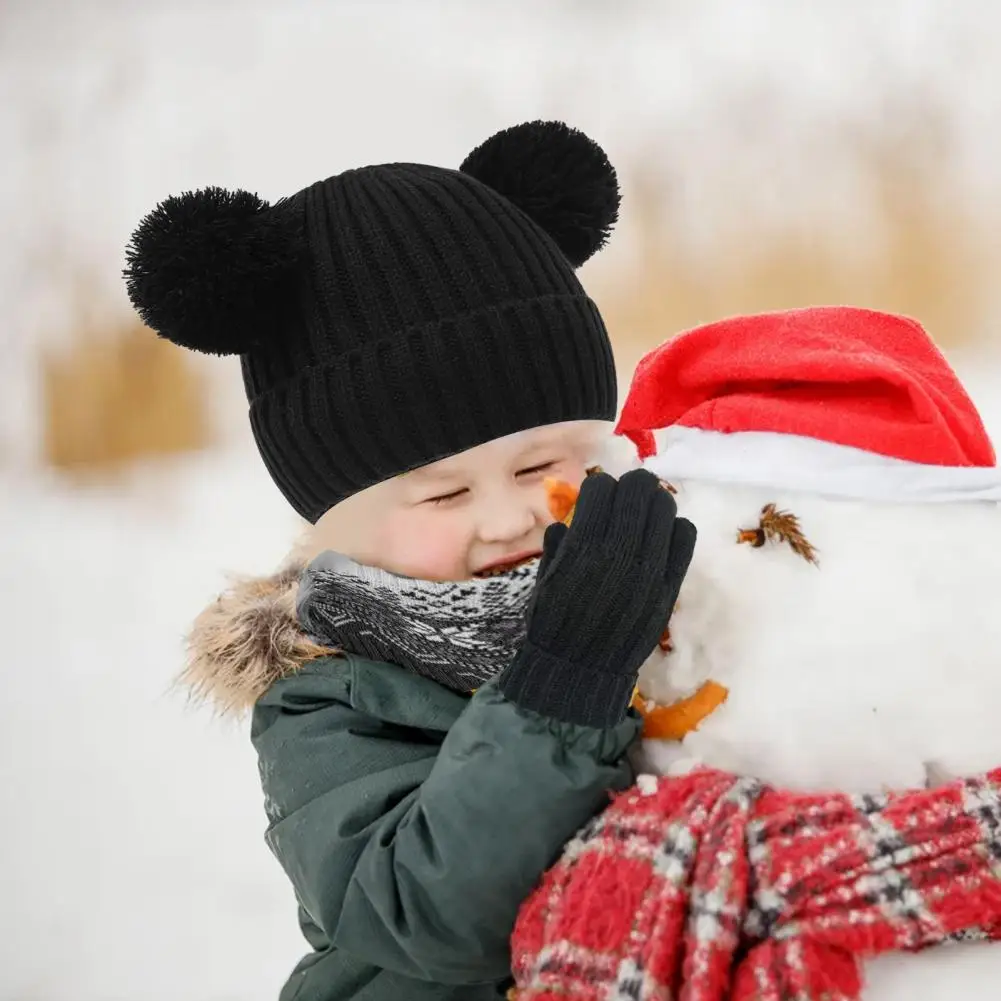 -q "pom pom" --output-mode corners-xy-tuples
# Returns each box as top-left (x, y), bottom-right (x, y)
(459, 120), (619, 267)
(124, 187), (302, 356)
